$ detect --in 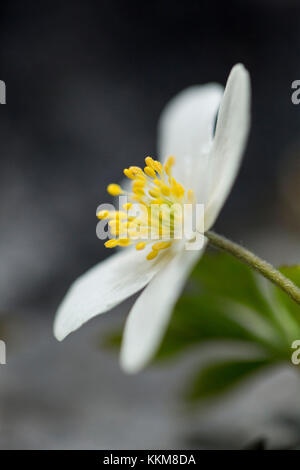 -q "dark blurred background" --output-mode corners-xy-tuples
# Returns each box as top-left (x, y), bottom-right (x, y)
(0, 0), (300, 449)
